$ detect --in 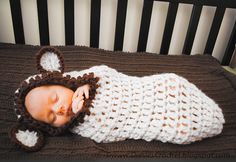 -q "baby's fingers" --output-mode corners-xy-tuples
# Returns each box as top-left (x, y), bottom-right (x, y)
(84, 89), (89, 99)
(72, 98), (80, 114)
(78, 90), (84, 98)
(72, 88), (81, 101)
(72, 98), (84, 113)
(77, 100), (84, 112)
(72, 89), (84, 101)
(78, 95), (84, 100)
